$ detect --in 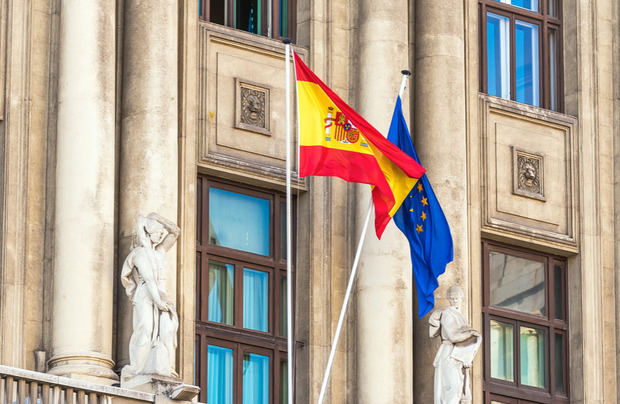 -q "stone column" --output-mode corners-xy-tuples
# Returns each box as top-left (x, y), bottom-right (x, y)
(116, 0), (179, 370)
(413, 0), (468, 402)
(48, 0), (117, 383)
(354, 1), (414, 403)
